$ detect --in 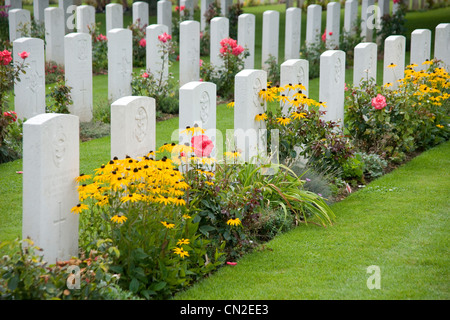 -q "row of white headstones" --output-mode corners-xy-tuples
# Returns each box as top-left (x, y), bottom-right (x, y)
(13, 3), (450, 264)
